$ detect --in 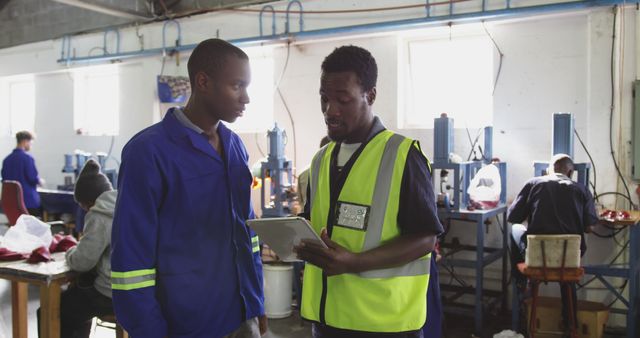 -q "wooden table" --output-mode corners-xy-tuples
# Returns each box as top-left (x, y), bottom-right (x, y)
(37, 188), (84, 233)
(582, 210), (640, 338)
(0, 252), (76, 338)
